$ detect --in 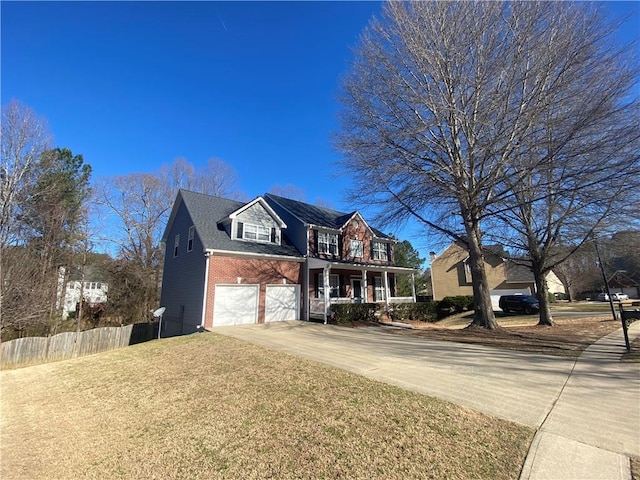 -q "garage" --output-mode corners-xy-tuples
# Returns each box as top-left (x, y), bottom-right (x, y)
(213, 284), (259, 326)
(265, 285), (299, 323)
(490, 288), (531, 311)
